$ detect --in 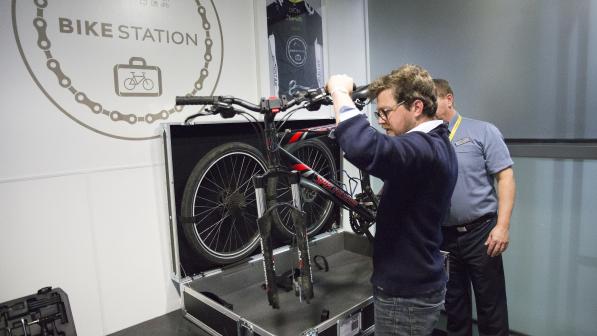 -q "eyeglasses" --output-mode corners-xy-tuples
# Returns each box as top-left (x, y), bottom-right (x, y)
(374, 101), (406, 120)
